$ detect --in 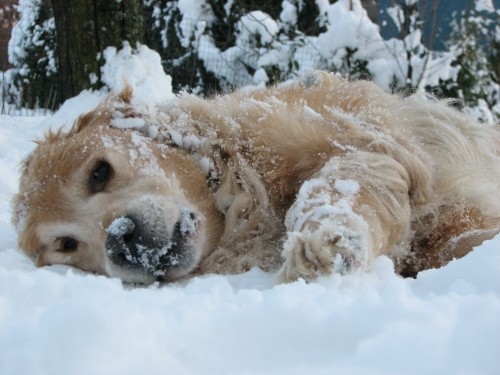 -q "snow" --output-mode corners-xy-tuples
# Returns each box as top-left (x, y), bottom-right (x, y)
(237, 11), (279, 46)
(475, 0), (494, 12)
(177, 0), (214, 48)
(101, 42), (175, 106)
(280, 0), (297, 26)
(107, 216), (135, 237)
(1, 43), (500, 375)
(111, 116), (146, 129)
(334, 179), (360, 196)
(1, 199), (500, 375)
(41, 89), (106, 131)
